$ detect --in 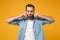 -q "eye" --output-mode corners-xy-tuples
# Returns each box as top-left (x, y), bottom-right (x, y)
(27, 11), (29, 12)
(31, 11), (33, 12)
(27, 10), (33, 12)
